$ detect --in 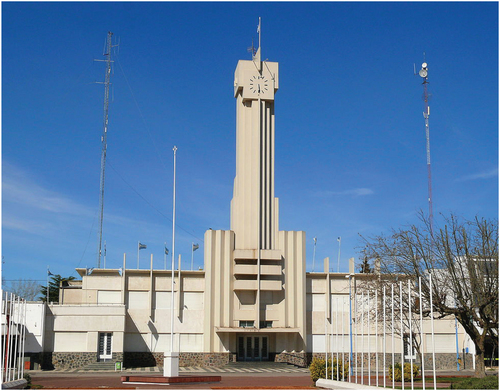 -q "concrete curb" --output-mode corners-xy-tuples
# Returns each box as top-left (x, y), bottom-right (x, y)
(316, 378), (380, 390)
(1, 379), (28, 390)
